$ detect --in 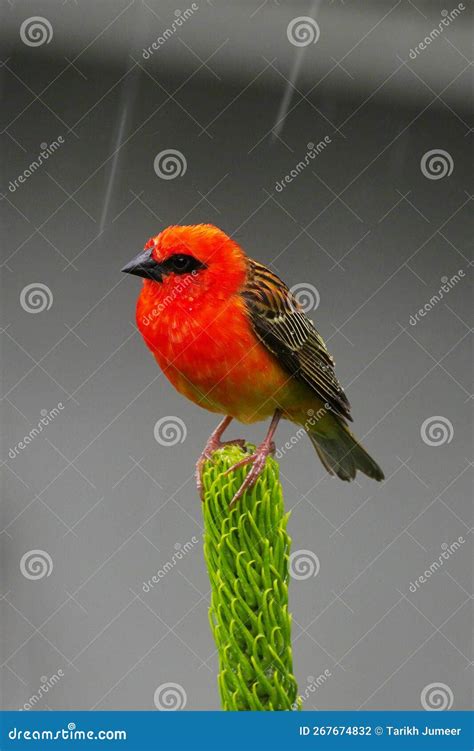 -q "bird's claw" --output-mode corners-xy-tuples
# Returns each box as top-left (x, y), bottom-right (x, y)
(196, 437), (247, 502)
(226, 441), (276, 508)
